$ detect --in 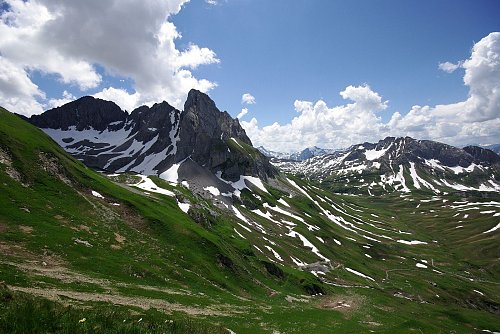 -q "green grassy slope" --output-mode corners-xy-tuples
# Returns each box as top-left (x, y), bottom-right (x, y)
(0, 107), (499, 333)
